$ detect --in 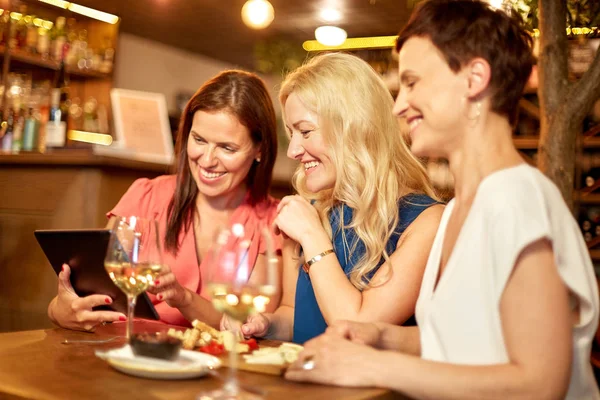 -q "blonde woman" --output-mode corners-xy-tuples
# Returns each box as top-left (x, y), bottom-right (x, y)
(239, 53), (444, 343)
